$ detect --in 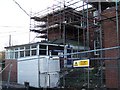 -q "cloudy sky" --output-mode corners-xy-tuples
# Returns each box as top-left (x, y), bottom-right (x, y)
(0, 0), (89, 51)
(0, 0), (55, 51)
